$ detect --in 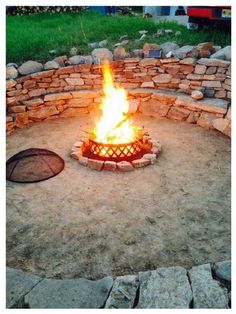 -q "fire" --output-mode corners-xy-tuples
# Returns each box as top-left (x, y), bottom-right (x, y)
(92, 63), (140, 144)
